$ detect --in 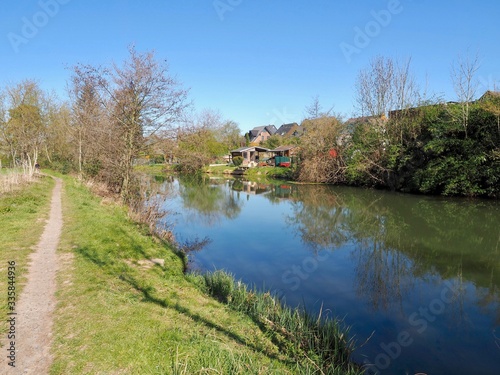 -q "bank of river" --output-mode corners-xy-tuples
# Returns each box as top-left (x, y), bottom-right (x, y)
(161, 175), (500, 375)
